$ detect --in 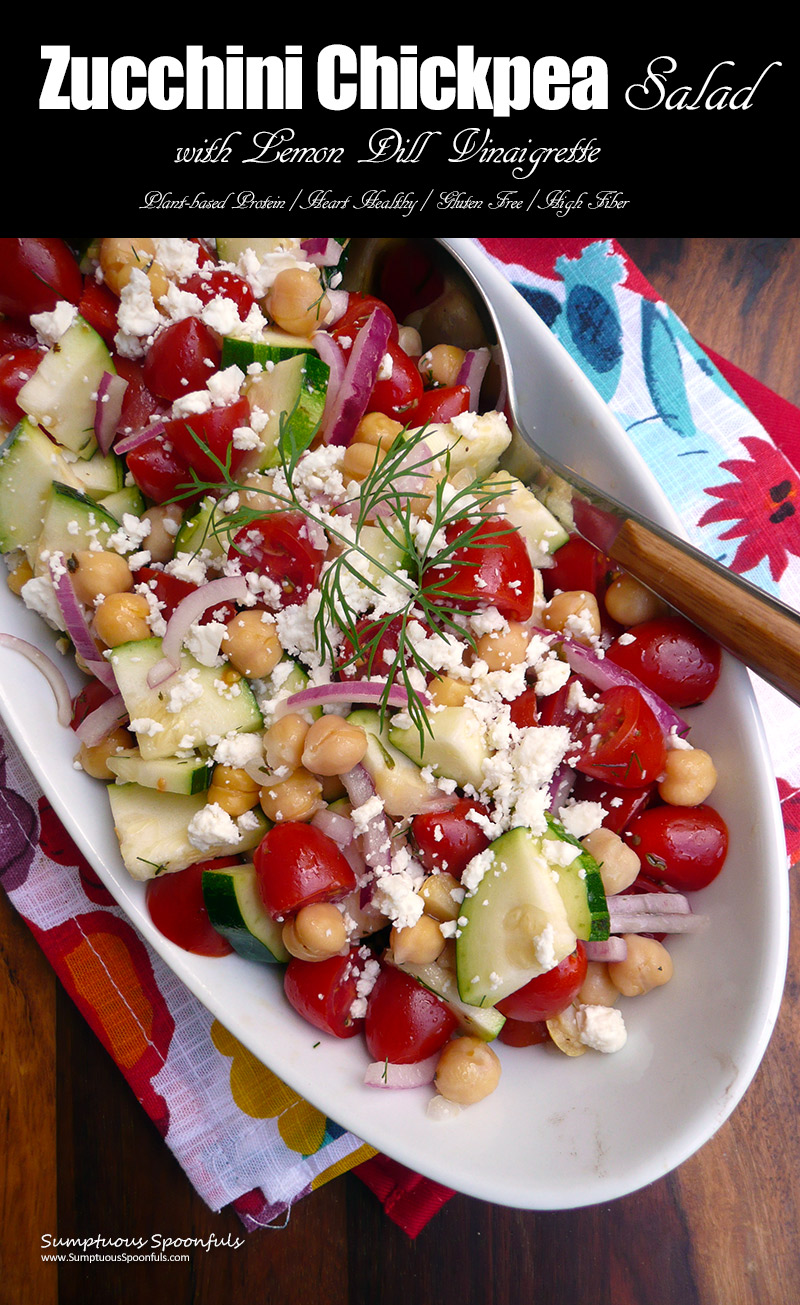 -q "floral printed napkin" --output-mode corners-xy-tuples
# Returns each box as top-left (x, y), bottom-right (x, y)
(1, 237), (798, 1239)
